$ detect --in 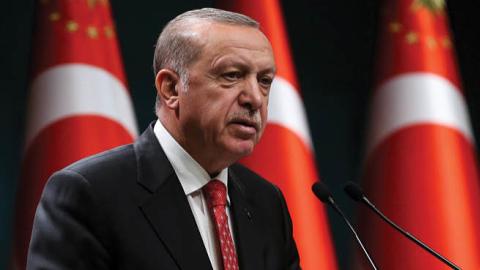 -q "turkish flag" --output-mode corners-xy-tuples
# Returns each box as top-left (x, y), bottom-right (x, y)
(357, 0), (480, 269)
(11, 0), (137, 268)
(217, 1), (338, 269)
